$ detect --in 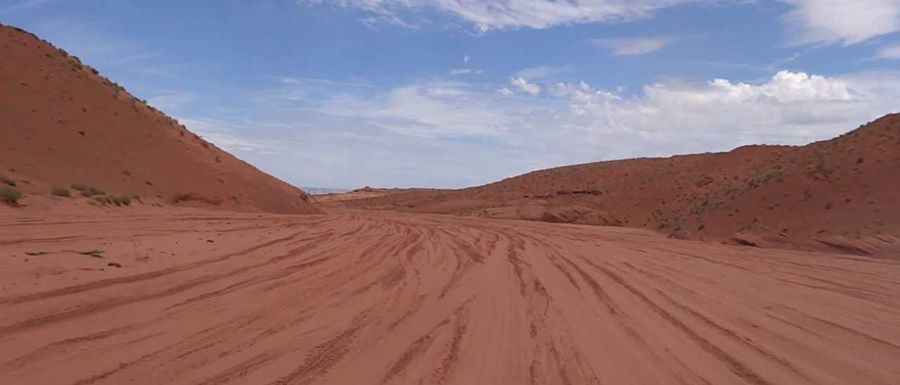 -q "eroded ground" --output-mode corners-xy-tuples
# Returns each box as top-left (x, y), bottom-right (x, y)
(1, 209), (899, 385)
